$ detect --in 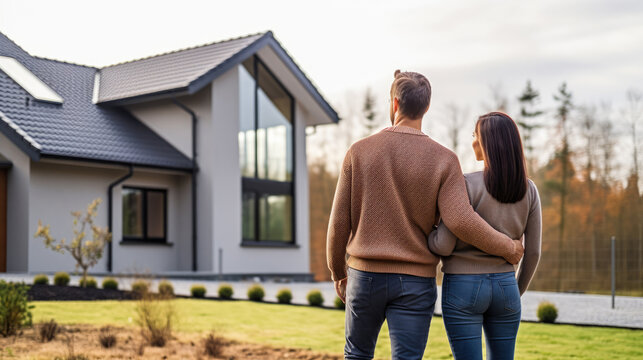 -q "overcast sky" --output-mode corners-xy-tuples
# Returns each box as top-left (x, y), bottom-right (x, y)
(1, 0), (641, 173)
